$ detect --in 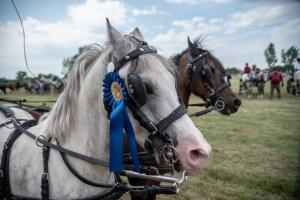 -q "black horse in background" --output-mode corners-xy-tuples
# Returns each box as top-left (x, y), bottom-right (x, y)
(15, 76), (65, 94)
(0, 80), (15, 94)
